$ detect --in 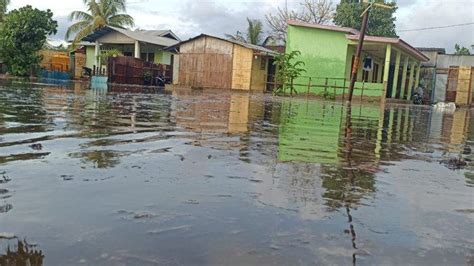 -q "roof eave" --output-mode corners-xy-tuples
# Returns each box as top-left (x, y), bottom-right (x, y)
(346, 35), (429, 62)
